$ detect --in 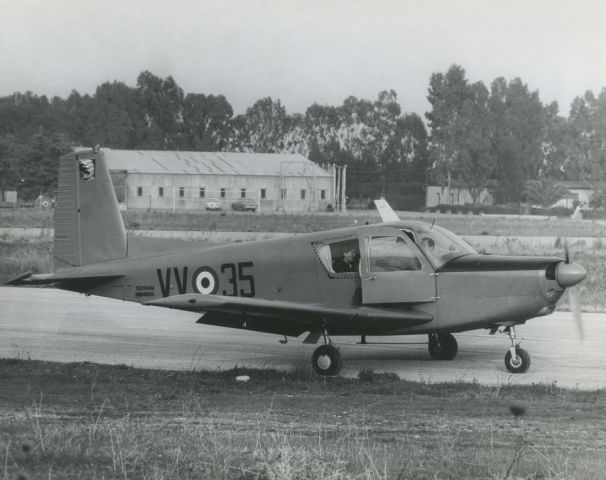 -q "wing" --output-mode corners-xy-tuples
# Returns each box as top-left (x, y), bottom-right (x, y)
(145, 293), (433, 337)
